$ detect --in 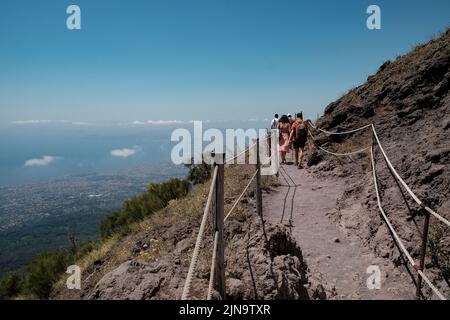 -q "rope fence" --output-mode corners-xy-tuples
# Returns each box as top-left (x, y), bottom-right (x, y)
(308, 120), (372, 135)
(309, 119), (448, 300)
(370, 144), (446, 300)
(371, 125), (450, 228)
(207, 231), (220, 300)
(224, 135), (270, 165)
(181, 133), (271, 300)
(308, 129), (371, 157)
(225, 144), (256, 165)
(309, 121), (449, 227)
(181, 166), (218, 300)
(181, 119), (448, 300)
(224, 169), (259, 222)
